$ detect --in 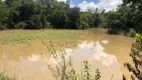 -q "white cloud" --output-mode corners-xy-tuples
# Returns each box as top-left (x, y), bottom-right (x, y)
(56, 0), (67, 3)
(70, 0), (75, 8)
(70, 4), (75, 8)
(70, 0), (73, 4)
(79, 0), (122, 12)
(79, 1), (97, 12)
